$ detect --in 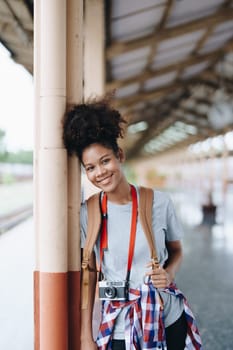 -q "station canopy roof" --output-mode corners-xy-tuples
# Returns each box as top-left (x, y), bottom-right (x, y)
(1, 0), (233, 160)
